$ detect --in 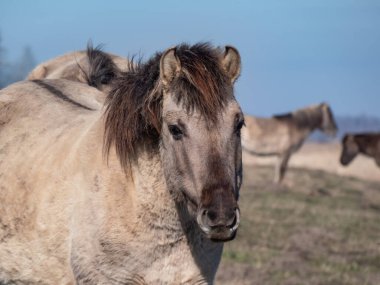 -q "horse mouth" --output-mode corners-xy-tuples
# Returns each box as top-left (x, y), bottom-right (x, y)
(197, 208), (240, 242)
(208, 226), (238, 242)
(181, 189), (241, 241)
